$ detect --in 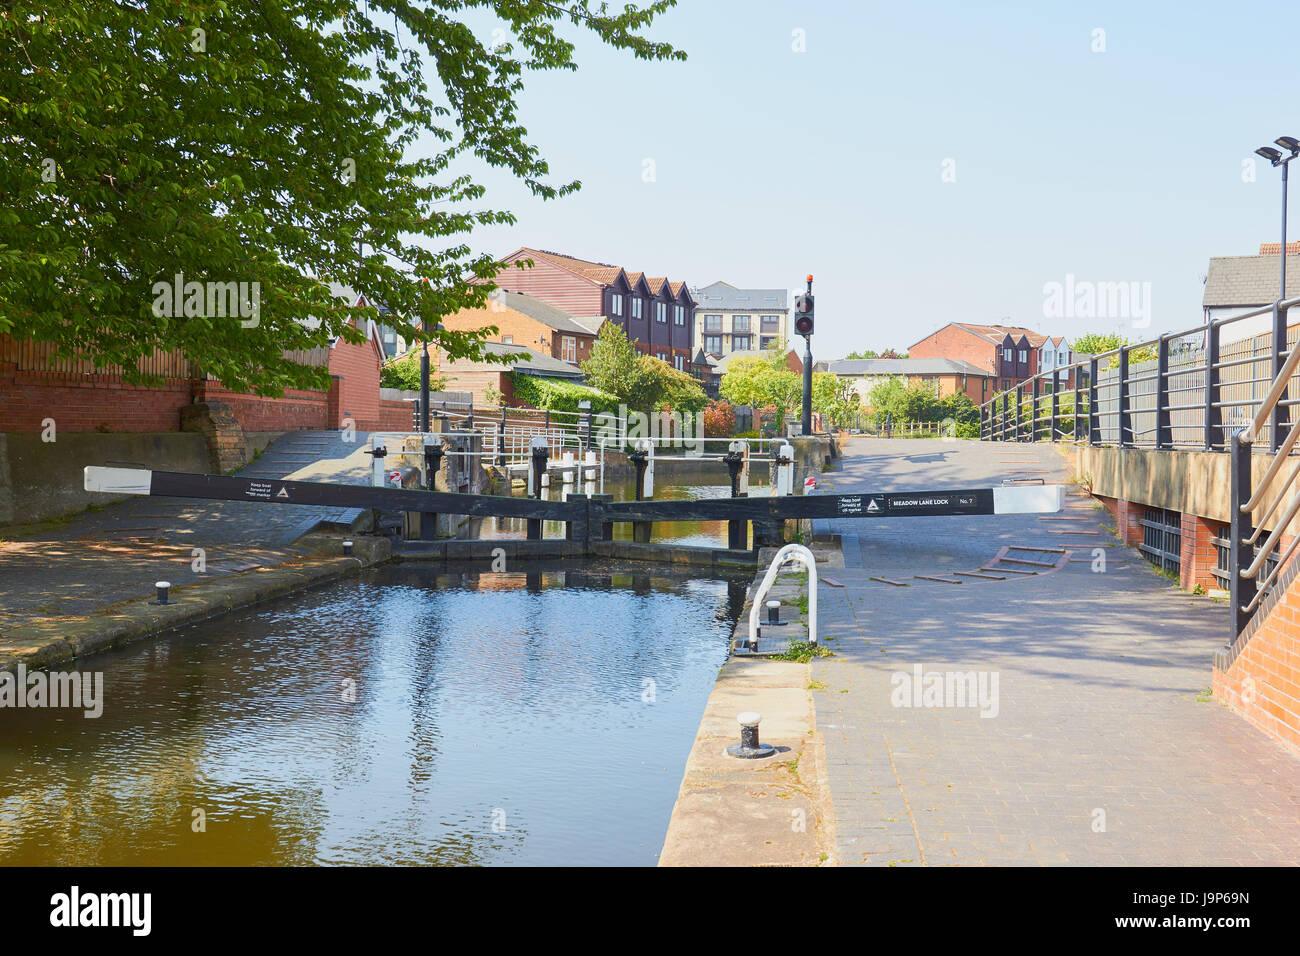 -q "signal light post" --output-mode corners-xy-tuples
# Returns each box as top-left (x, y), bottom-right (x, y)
(794, 275), (815, 434)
